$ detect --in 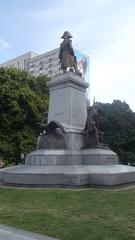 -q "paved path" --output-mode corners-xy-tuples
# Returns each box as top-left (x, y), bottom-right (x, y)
(0, 224), (58, 240)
